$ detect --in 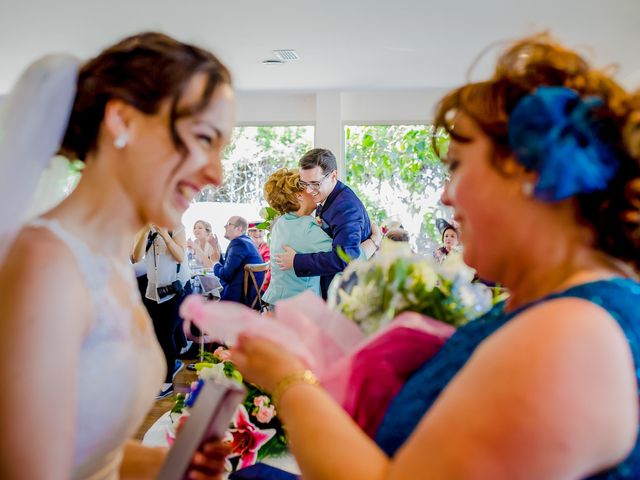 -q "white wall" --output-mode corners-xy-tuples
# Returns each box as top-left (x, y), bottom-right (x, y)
(236, 88), (446, 178)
